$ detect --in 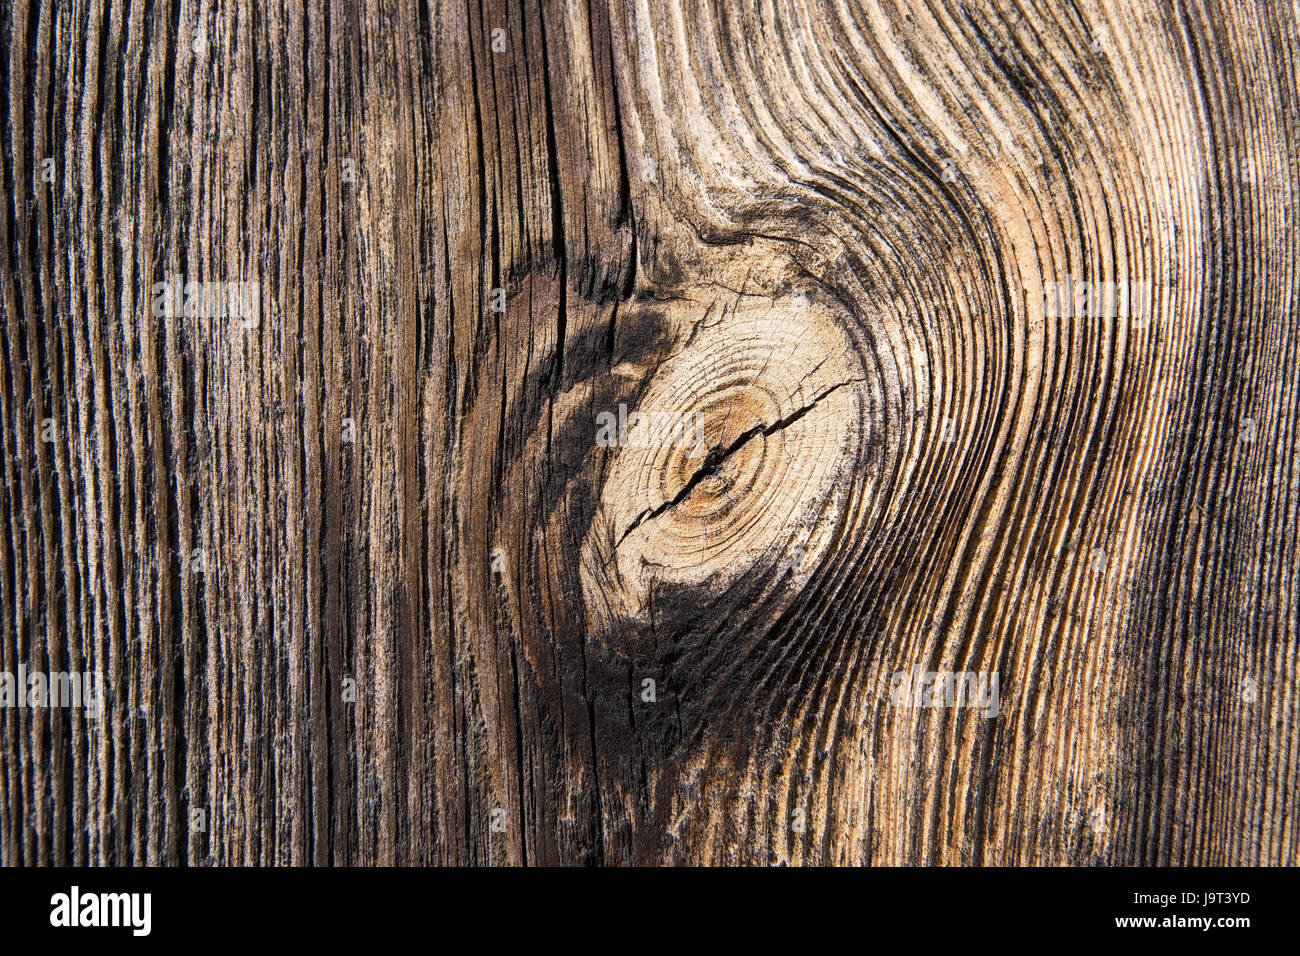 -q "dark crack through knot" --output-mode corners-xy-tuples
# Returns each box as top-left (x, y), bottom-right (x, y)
(613, 377), (867, 549)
